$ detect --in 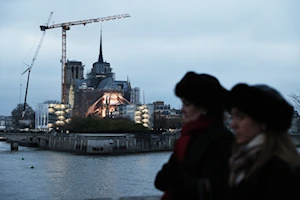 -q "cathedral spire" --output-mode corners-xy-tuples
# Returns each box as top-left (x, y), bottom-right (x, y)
(98, 25), (104, 63)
